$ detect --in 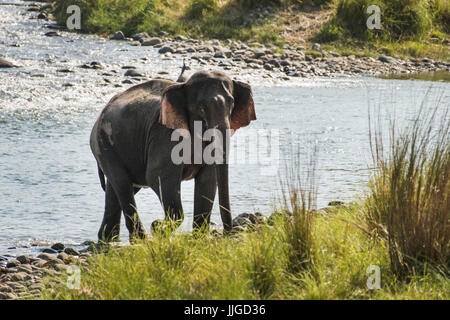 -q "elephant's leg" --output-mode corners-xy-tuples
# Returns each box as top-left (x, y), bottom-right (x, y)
(193, 165), (217, 230)
(98, 181), (122, 242)
(155, 176), (184, 231)
(108, 172), (146, 241)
